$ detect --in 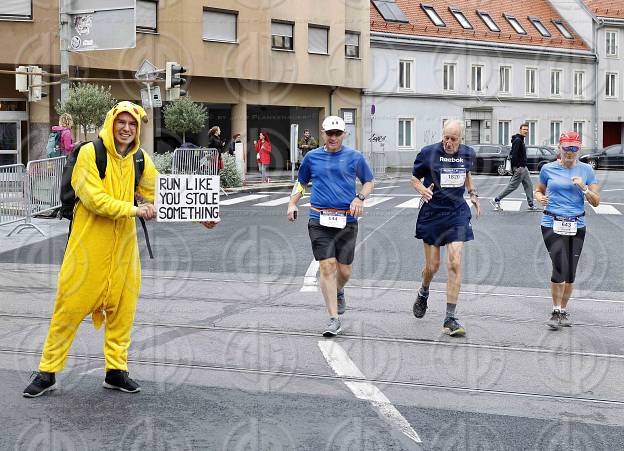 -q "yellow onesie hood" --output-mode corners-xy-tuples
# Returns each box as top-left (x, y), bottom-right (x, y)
(99, 101), (148, 158)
